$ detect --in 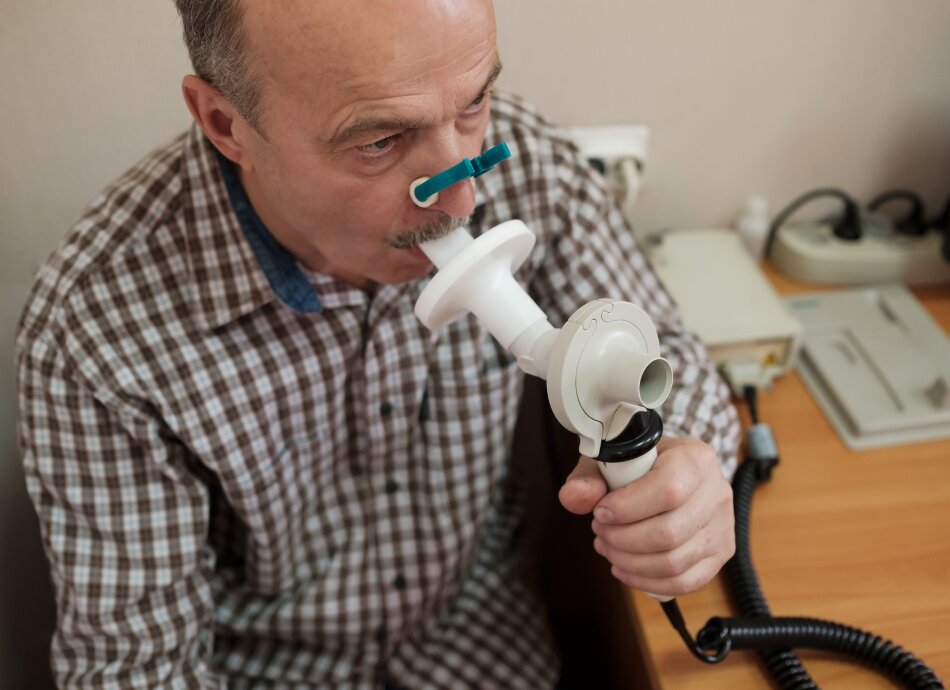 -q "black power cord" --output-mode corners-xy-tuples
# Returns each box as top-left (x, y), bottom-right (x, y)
(763, 188), (862, 258)
(661, 386), (945, 689)
(931, 196), (950, 262)
(868, 189), (929, 236)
